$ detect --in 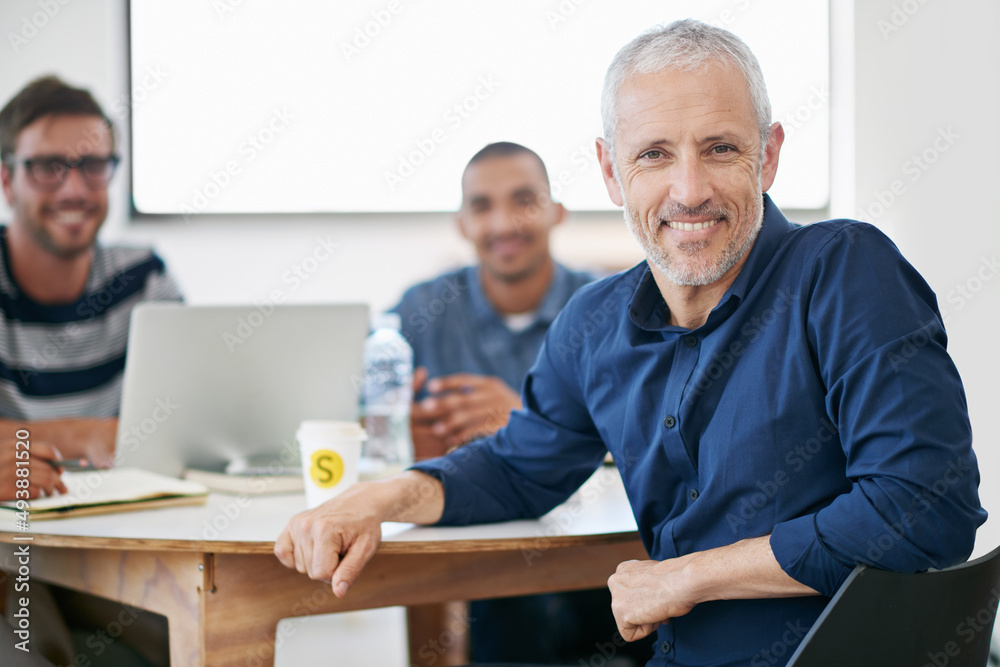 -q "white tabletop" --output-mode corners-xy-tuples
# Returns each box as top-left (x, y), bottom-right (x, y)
(0, 466), (638, 553)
